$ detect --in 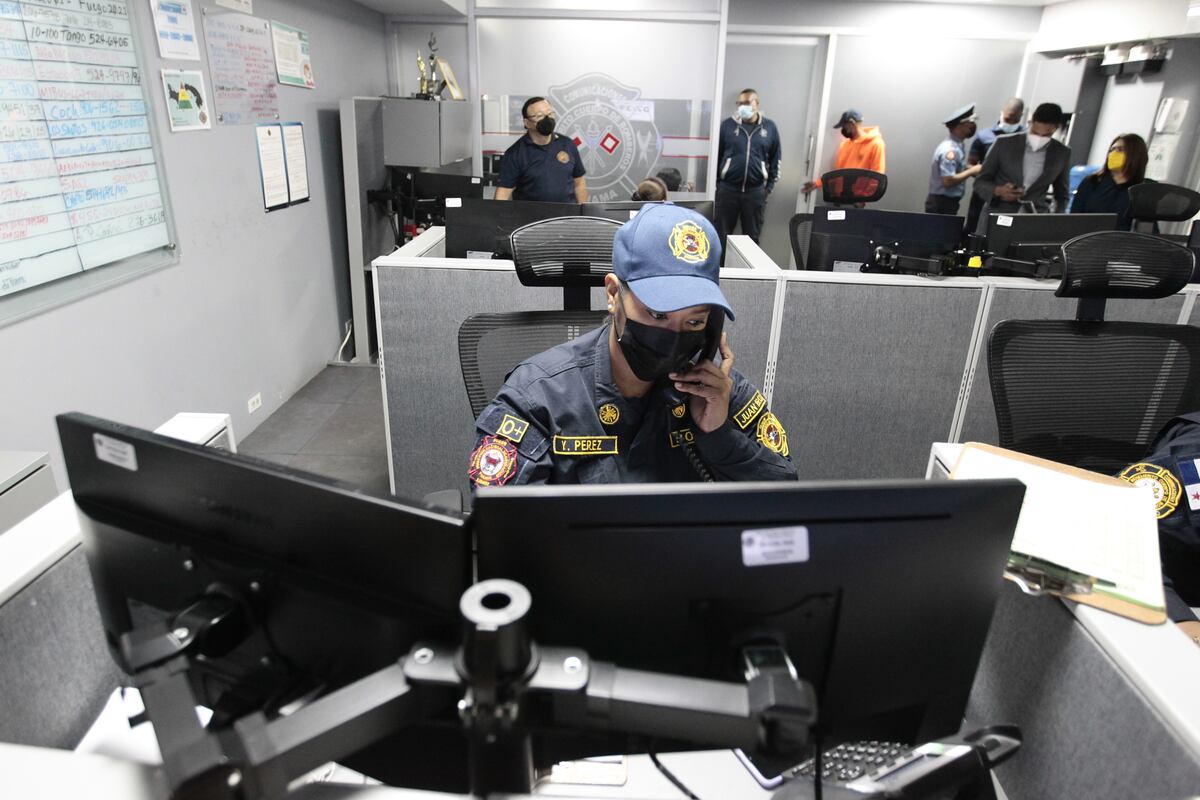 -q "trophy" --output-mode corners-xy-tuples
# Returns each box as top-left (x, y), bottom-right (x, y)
(415, 51), (428, 97)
